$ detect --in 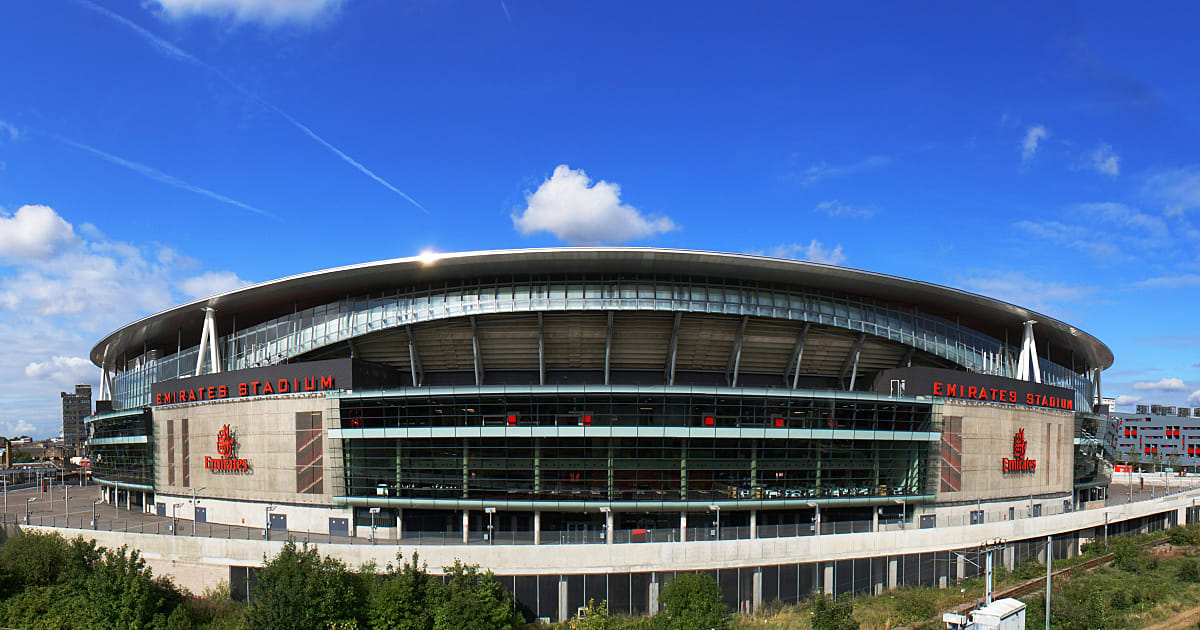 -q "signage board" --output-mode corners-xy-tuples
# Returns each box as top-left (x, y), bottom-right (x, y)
(150, 358), (401, 406)
(872, 367), (1077, 411)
